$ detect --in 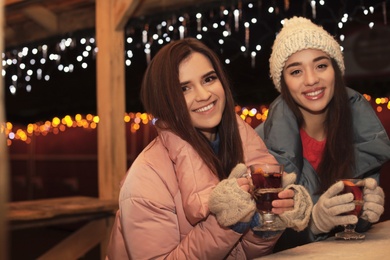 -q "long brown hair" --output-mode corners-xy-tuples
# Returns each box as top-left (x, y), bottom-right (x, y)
(281, 59), (355, 192)
(140, 38), (244, 180)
